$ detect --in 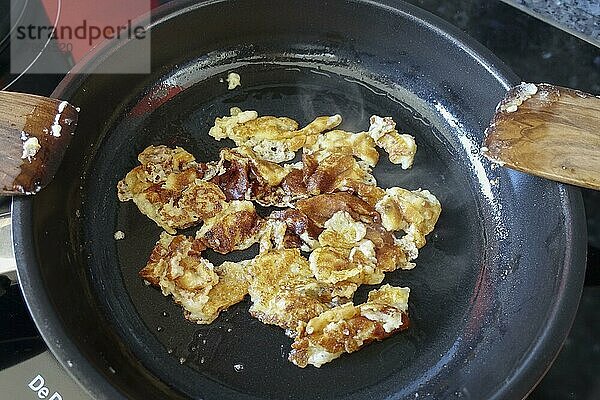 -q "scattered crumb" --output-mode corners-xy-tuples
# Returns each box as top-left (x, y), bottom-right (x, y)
(51, 123), (62, 137)
(226, 72), (241, 90)
(21, 137), (41, 160)
(114, 230), (125, 240)
(500, 82), (537, 113)
(233, 363), (244, 372)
